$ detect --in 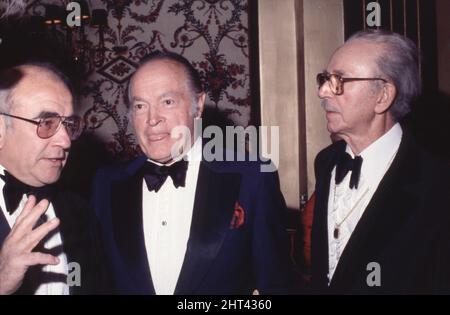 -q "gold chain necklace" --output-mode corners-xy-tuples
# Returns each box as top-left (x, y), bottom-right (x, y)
(333, 187), (370, 239)
(332, 140), (400, 239)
